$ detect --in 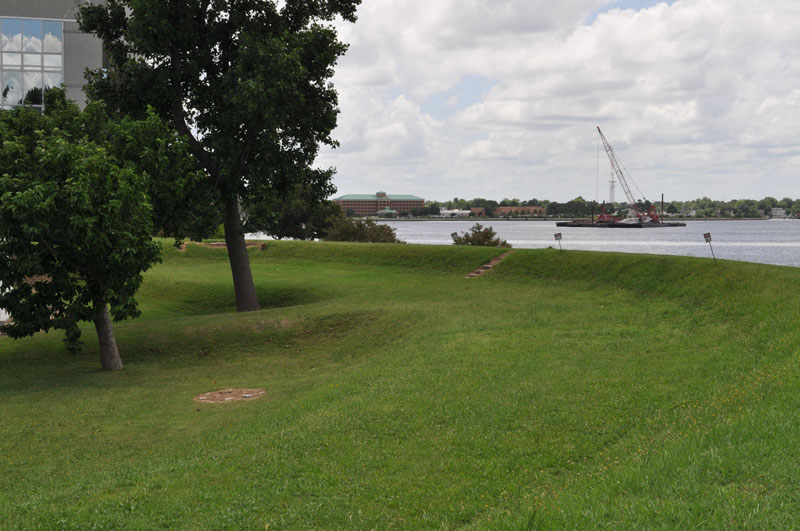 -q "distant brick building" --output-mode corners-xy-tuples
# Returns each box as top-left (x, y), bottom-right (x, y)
(333, 192), (425, 216)
(472, 205), (546, 217)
